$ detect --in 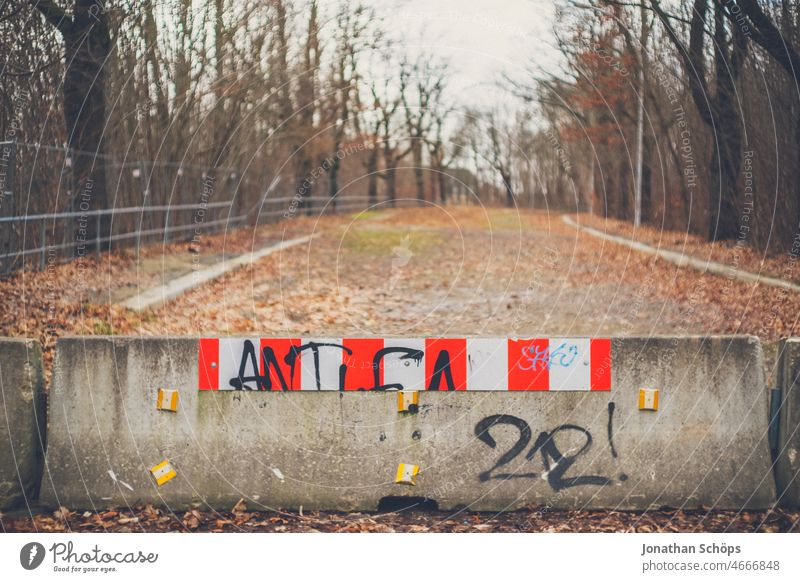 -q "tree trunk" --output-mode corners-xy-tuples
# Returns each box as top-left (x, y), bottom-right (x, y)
(709, 103), (742, 240)
(366, 148), (378, 206)
(501, 170), (514, 207)
(386, 165), (397, 207)
(295, 152), (312, 215)
(61, 2), (111, 252)
(641, 136), (652, 223)
(411, 142), (424, 204)
(329, 153), (340, 211)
